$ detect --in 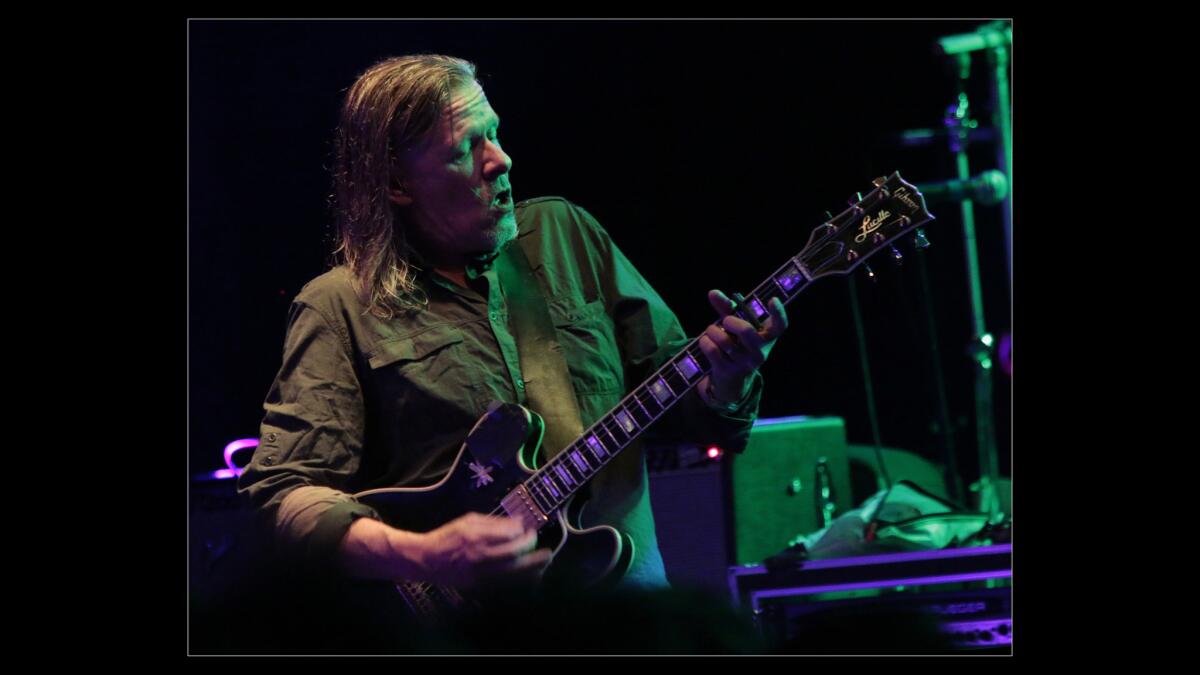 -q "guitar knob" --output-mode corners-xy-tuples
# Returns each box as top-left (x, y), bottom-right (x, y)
(823, 211), (837, 233)
(913, 228), (931, 249)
